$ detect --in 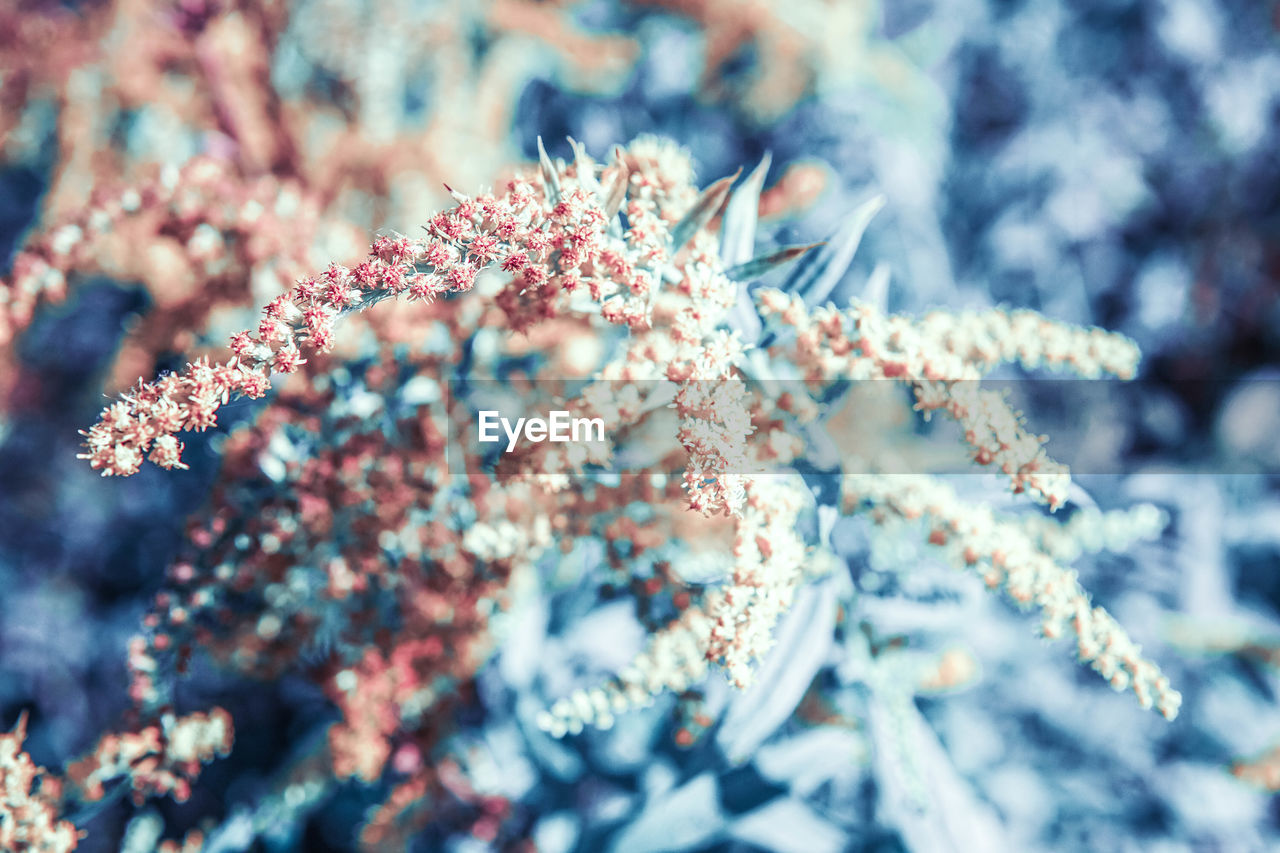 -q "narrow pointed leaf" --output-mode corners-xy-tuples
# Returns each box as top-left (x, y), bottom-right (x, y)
(864, 261), (891, 312)
(720, 152), (772, 267)
(726, 242), (824, 282)
(716, 578), (838, 763)
(442, 183), (470, 205)
(568, 136), (600, 196)
(727, 241), (823, 341)
(670, 168), (741, 255)
(727, 284), (763, 342)
(787, 194), (885, 308)
(537, 136), (562, 206)
(604, 164), (630, 221)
